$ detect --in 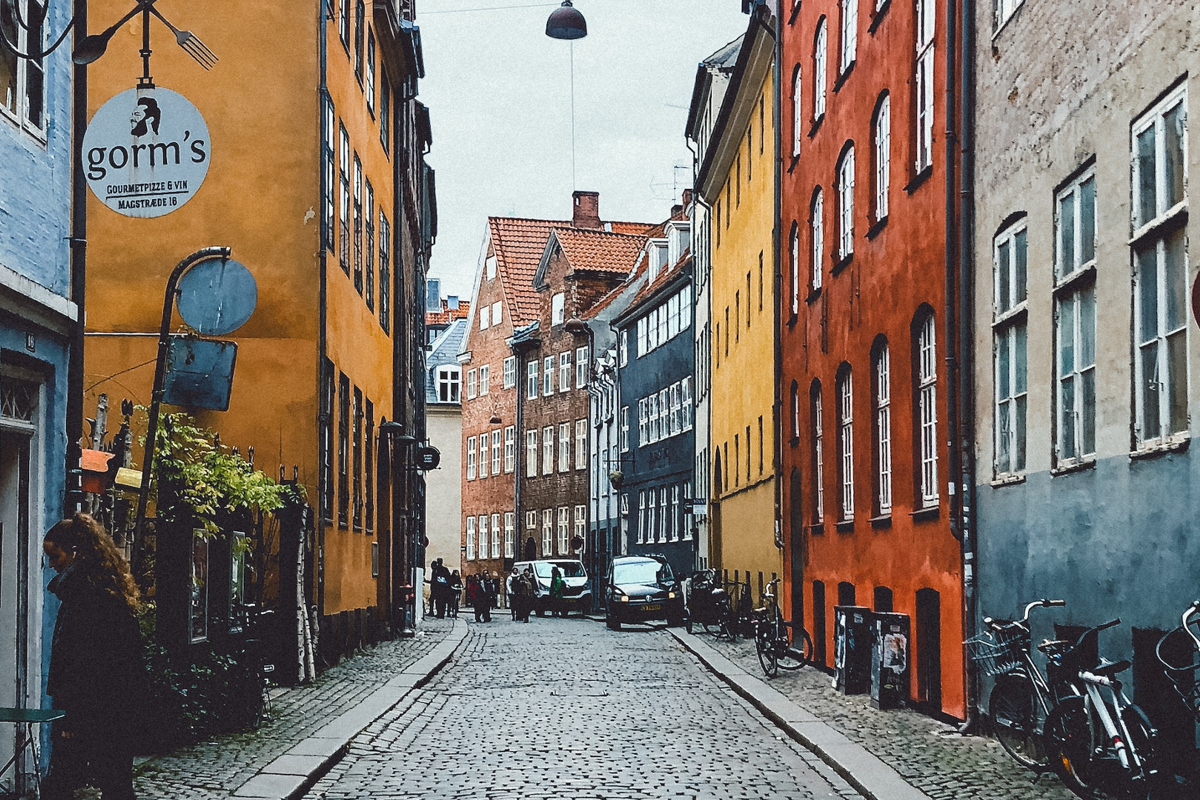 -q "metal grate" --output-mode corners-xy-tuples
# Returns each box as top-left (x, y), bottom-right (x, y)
(0, 378), (38, 422)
